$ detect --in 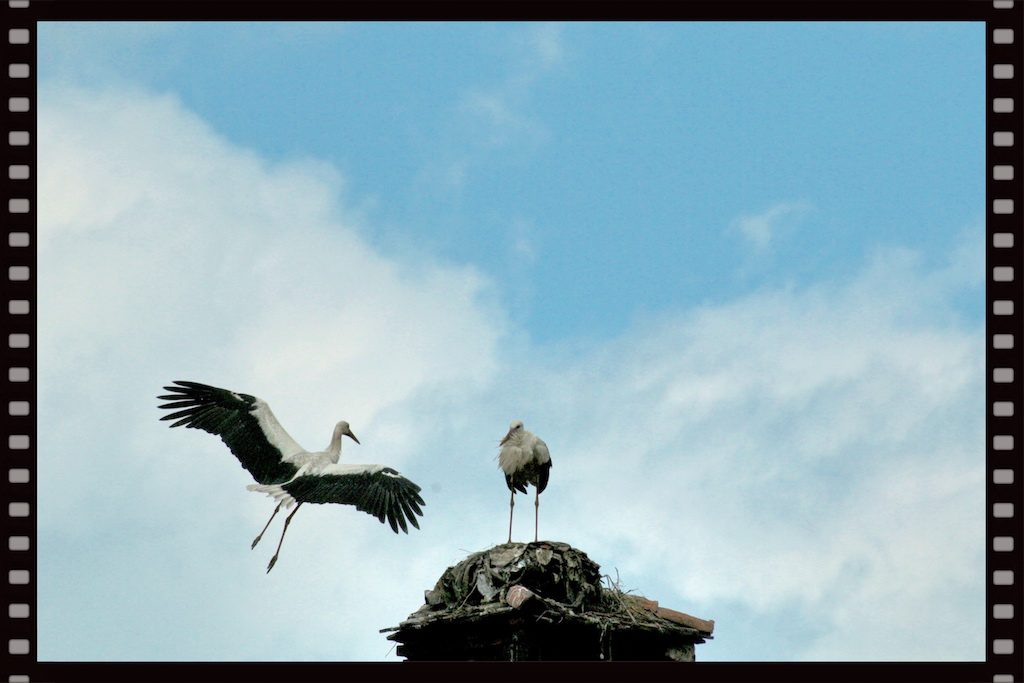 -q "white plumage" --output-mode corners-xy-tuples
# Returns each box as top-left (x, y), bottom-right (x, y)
(498, 419), (552, 543)
(158, 381), (424, 573)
